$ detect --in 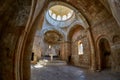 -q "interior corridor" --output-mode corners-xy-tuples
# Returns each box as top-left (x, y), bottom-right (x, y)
(0, 1), (120, 80)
